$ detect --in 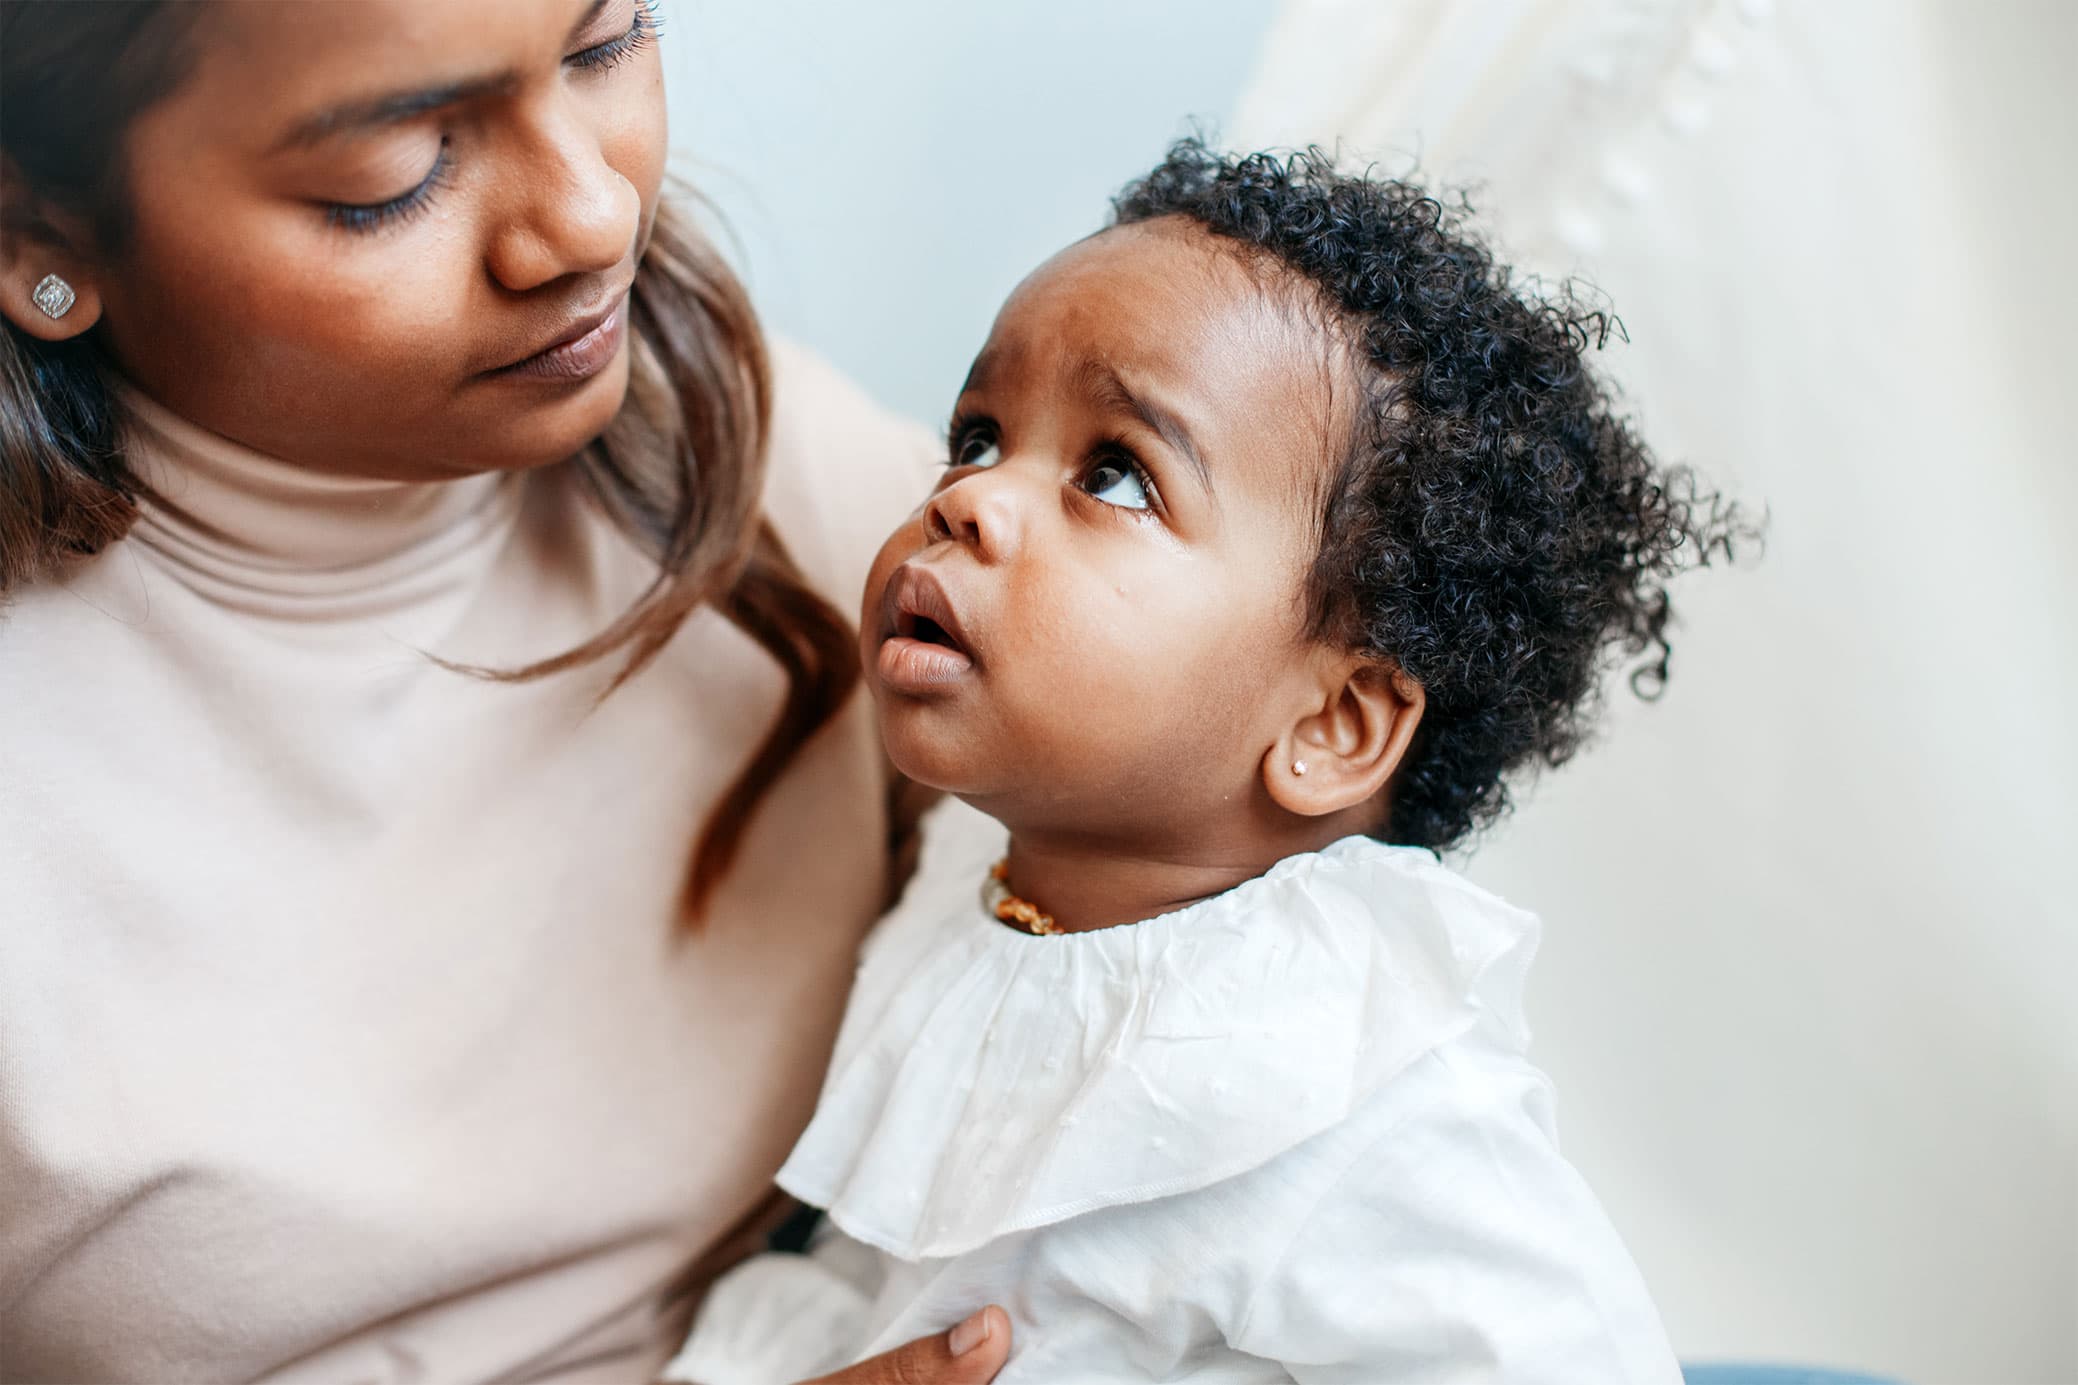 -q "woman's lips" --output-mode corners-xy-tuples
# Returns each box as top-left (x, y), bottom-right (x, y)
(488, 294), (629, 383)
